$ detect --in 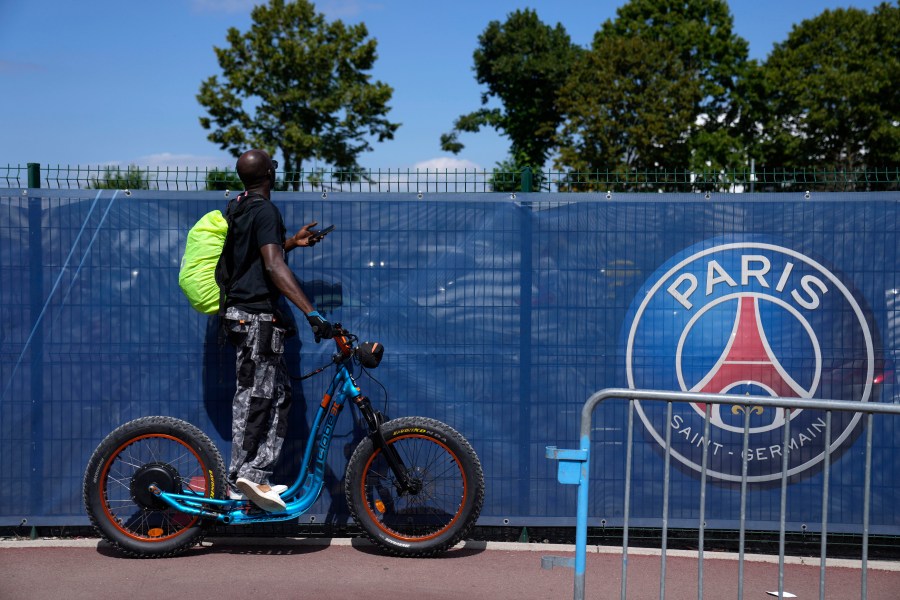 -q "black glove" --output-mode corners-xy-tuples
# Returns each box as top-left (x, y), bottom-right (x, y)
(305, 311), (333, 343)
